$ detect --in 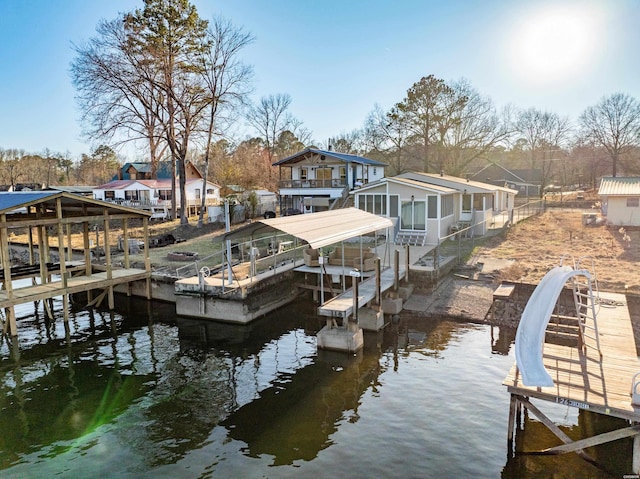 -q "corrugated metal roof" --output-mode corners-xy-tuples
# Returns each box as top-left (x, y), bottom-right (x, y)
(213, 207), (393, 249)
(598, 177), (640, 196)
(273, 148), (387, 167)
